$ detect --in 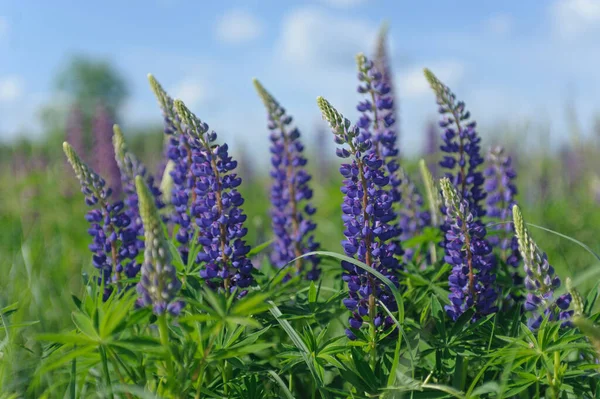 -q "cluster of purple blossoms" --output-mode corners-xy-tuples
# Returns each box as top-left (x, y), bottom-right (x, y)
(513, 205), (572, 330)
(397, 167), (431, 261)
(112, 125), (165, 278)
(318, 96), (403, 341)
(148, 75), (195, 264)
(175, 100), (254, 297)
(424, 70), (486, 219)
(484, 146), (521, 270)
(63, 142), (138, 298)
(135, 176), (183, 315)
(440, 178), (498, 320)
(254, 79), (320, 280)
